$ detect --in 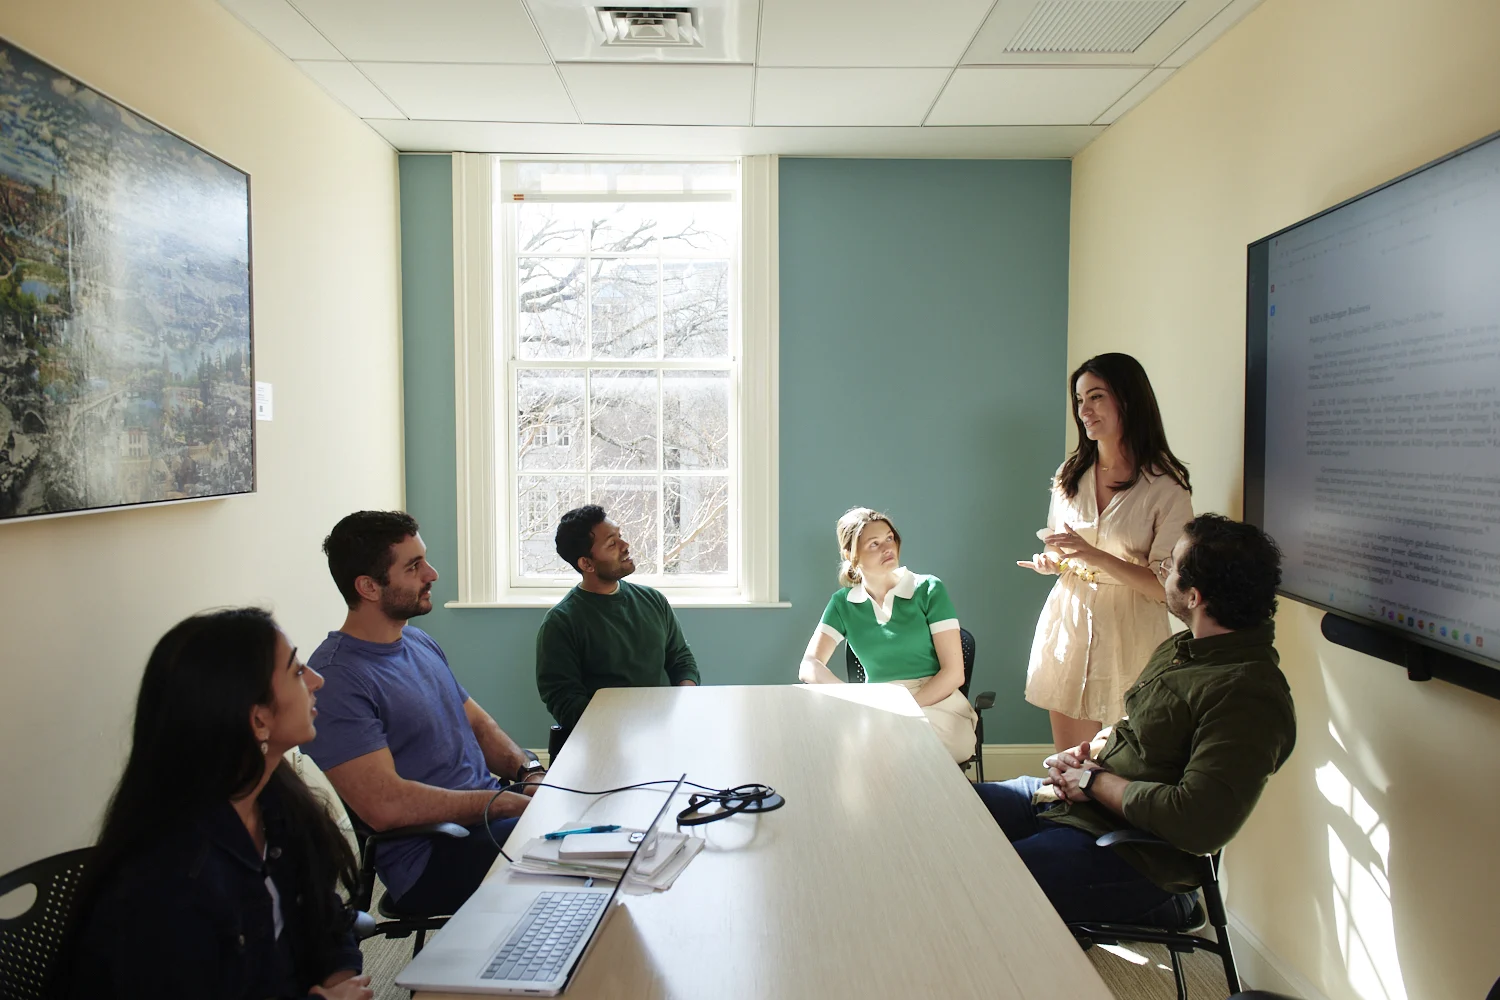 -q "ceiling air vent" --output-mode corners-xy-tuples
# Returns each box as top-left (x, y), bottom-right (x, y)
(594, 7), (702, 47)
(1006, 0), (1183, 54)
